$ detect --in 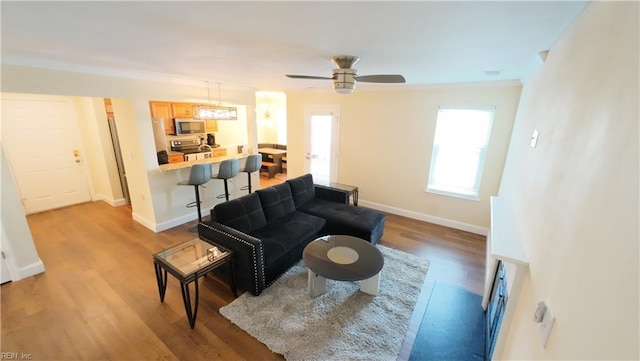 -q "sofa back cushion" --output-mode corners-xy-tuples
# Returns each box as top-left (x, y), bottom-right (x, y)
(286, 174), (315, 208)
(256, 182), (296, 222)
(211, 192), (267, 233)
